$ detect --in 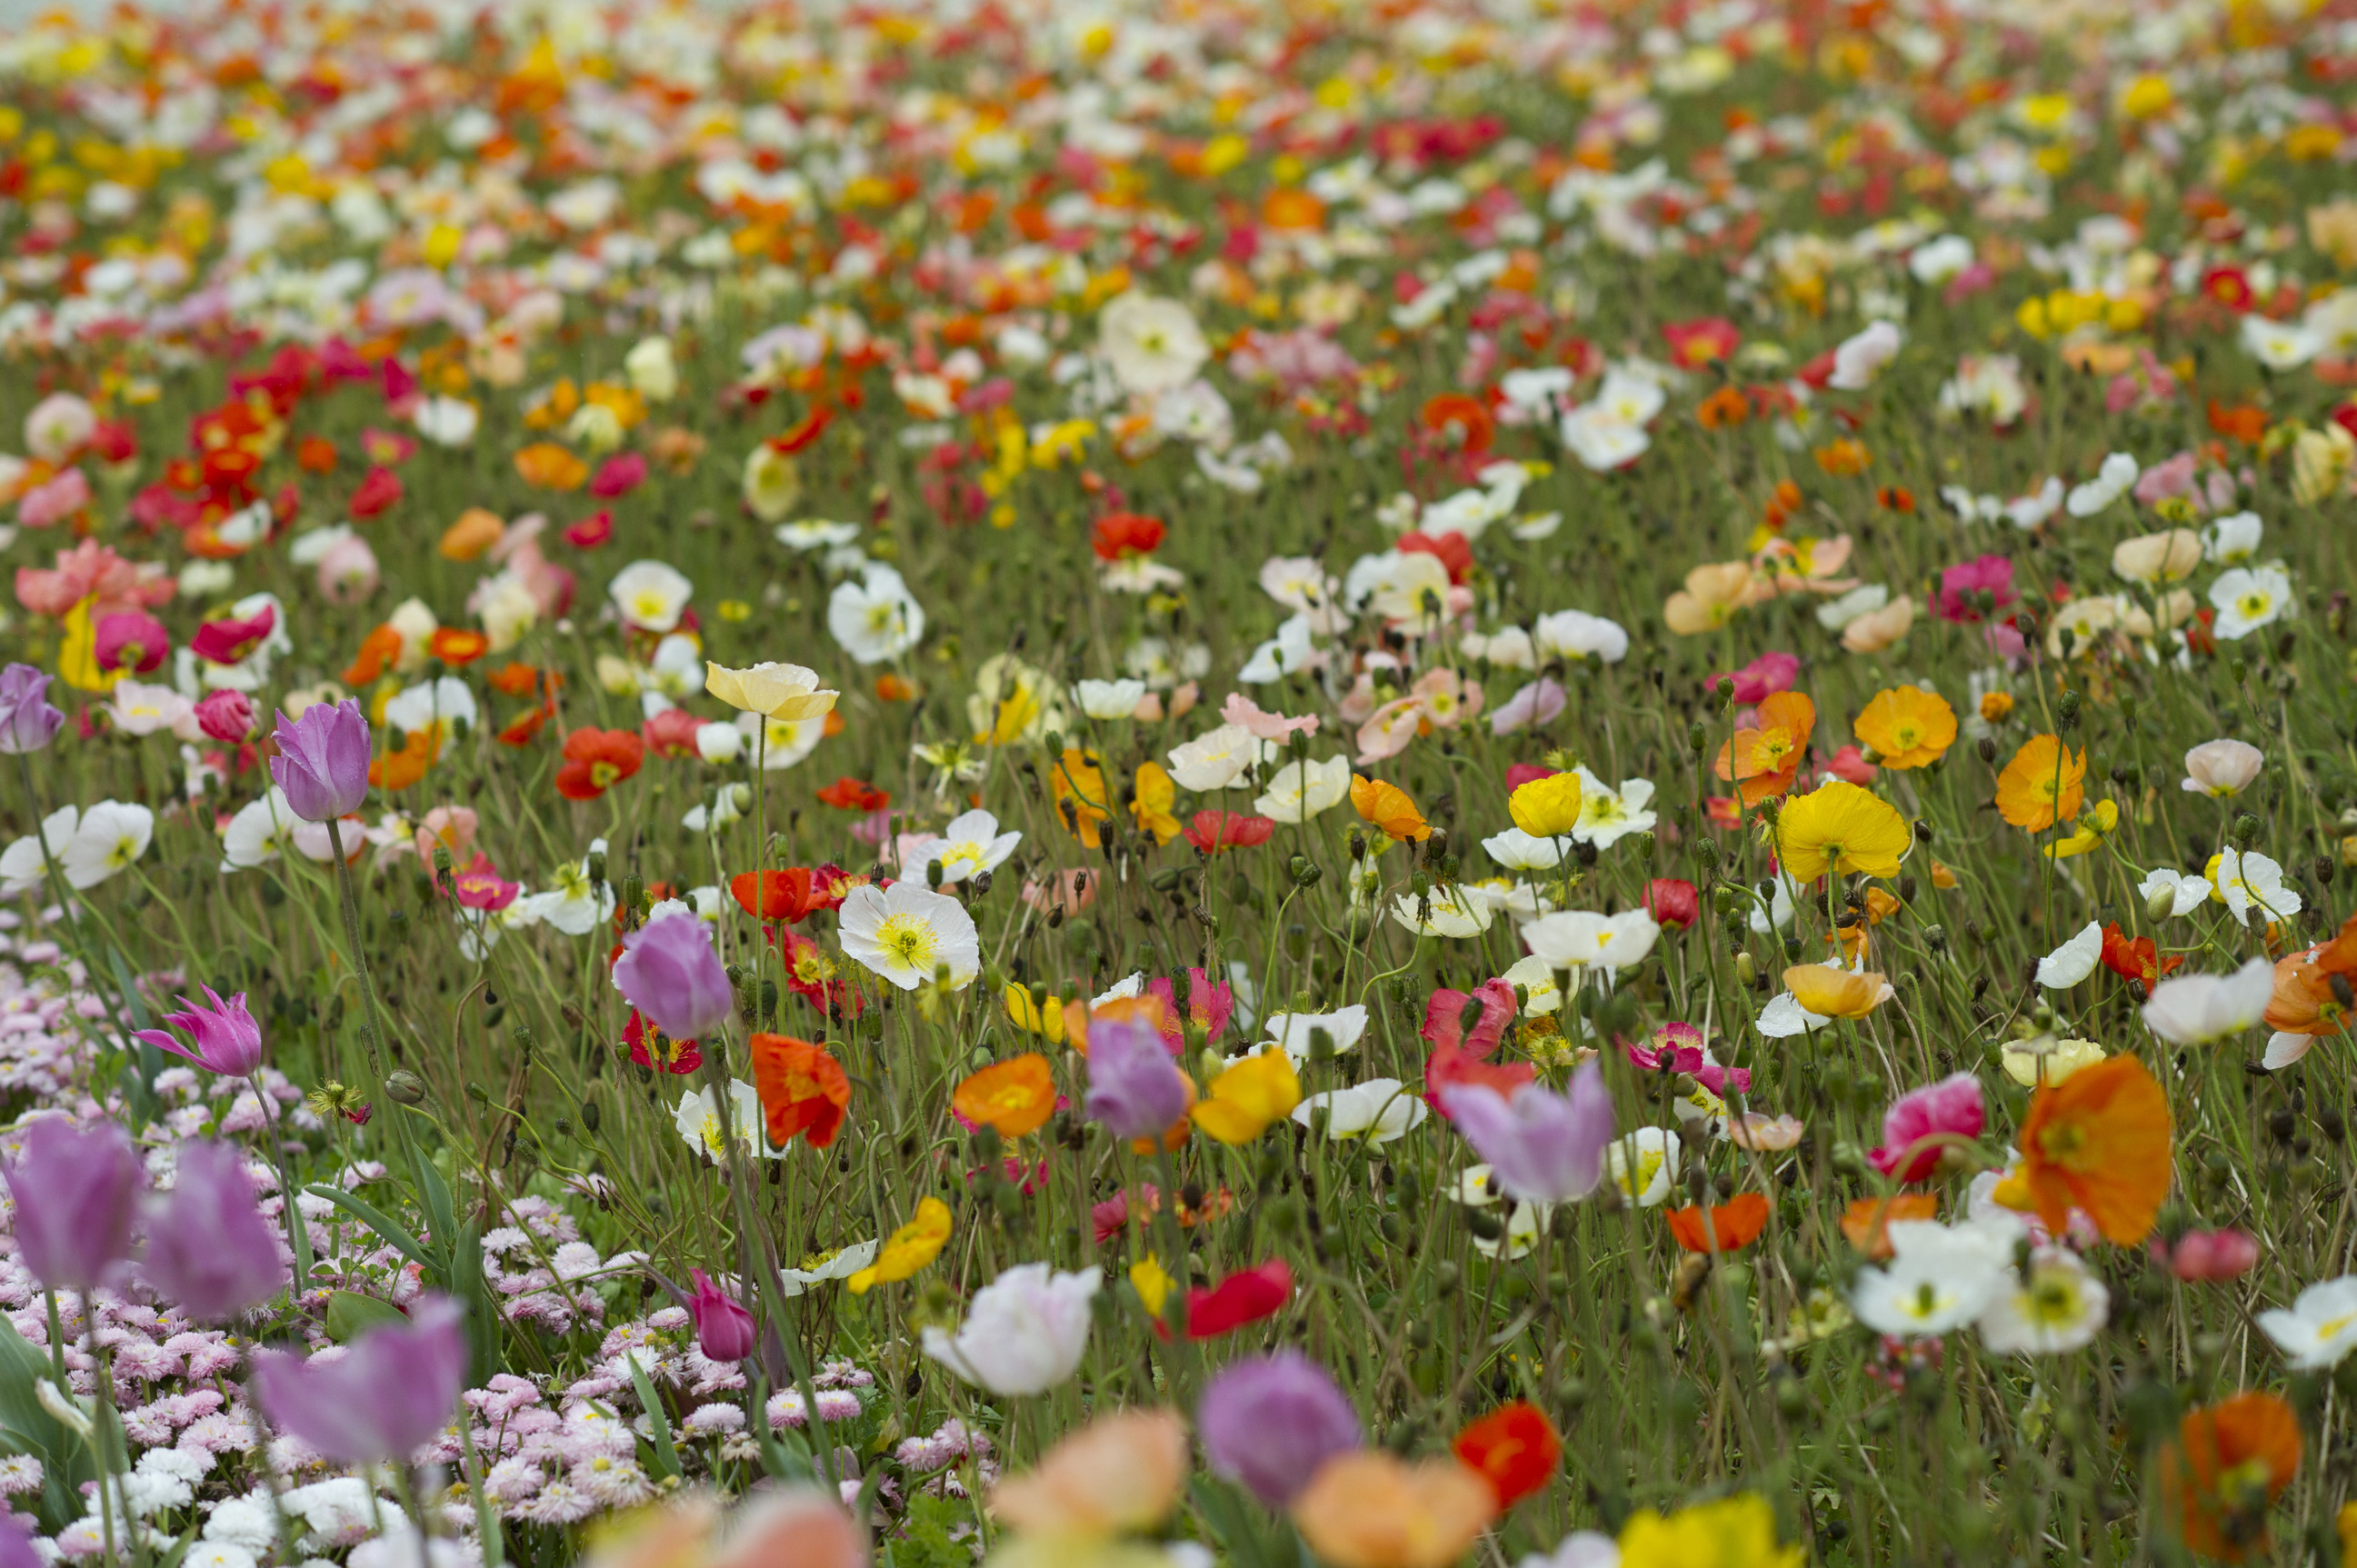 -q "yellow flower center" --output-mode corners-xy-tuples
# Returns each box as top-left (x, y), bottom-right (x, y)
(873, 912), (939, 973)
